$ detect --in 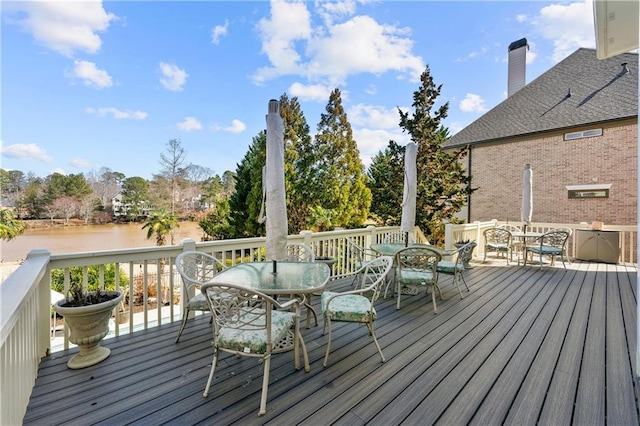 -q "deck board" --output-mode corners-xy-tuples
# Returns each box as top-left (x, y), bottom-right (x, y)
(575, 262), (608, 425)
(23, 260), (639, 425)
